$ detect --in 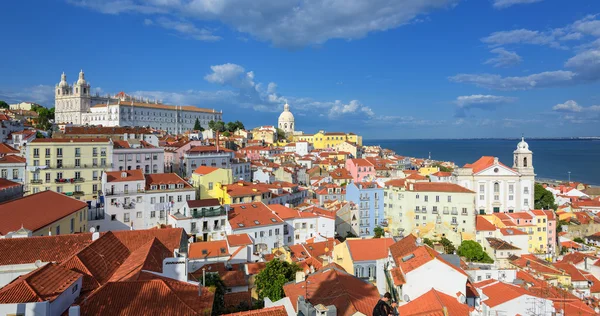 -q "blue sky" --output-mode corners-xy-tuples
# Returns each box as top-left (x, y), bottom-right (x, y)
(0, 0), (599, 139)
